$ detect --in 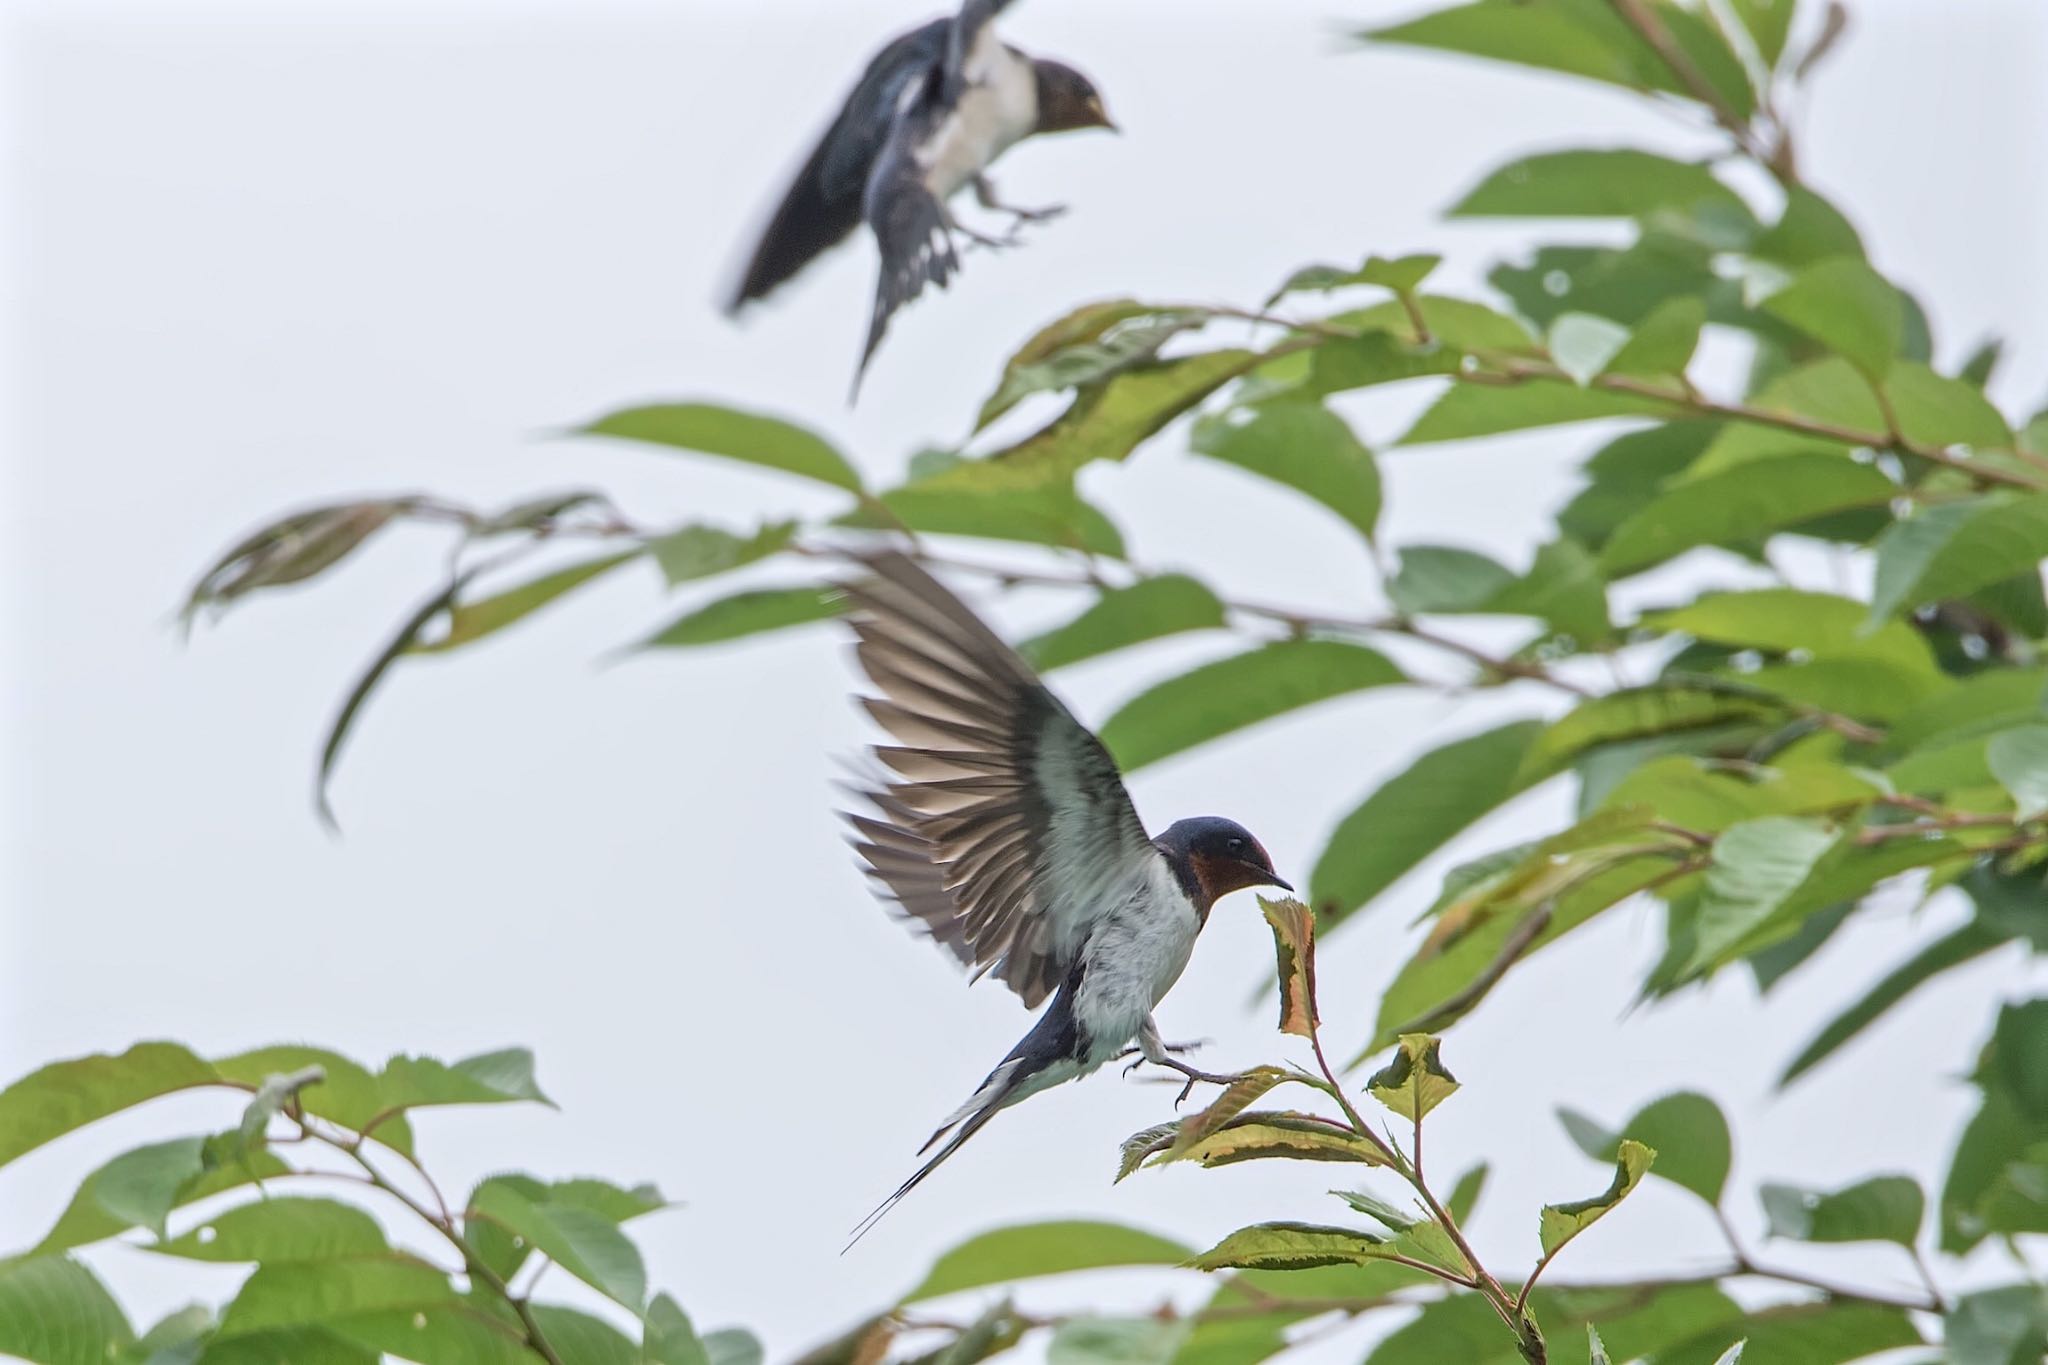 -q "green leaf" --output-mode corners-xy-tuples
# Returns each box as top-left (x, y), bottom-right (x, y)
(647, 523), (794, 588)
(1524, 686), (1778, 778)
(1099, 640), (1404, 772)
(1598, 454), (1896, 574)
(1018, 577), (1225, 672)
(1780, 920), (2009, 1084)
(923, 349), (1260, 494)
(22, 1148), (290, 1259)
(1548, 314), (1631, 386)
(527, 1306), (639, 1365)
(900, 1222), (1190, 1304)
(642, 1295), (709, 1365)
(1559, 1093), (1731, 1206)
(1887, 361), (2014, 448)
(839, 480), (1125, 557)
(1989, 726), (2048, 819)
(1156, 1068), (1301, 1164)
(1587, 1325), (1611, 1365)
(1869, 495), (2048, 624)
(1540, 1140), (1655, 1258)
(1131, 1112), (1392, 1172)
(1730, 0), (1796, 65)
(974, 300), (1198, 430)
(412, 552), (642, 655)
(1946, 1286), (2048, 1365)
(1367, 1035), (1459, 1121)
(0, 1258), (133, 1365)
(1260, 899), (1319, 1039)
(1452, 150), (1743, 220)
(1761, 258), (1903, 380)
(1760, 1175), (1923, 1246)
(325, 1306), (534, 1365)
(1399, 379), (1680, 445)
(1560, 422), (1720, 552)
(1387, 546), (1516, 614)
(1186, 1223), (1395, 1273)
(1335, 295), (1537, 352)
(83, 1138), (208, 1242)
(1686, 817), (1840, 973)
(639, 586), (839, 648)
(216, 1255), (456, 1338)
(155, 1198), (387, 1263)
(1604, 297), (1705, 379)
(379, 1049), (549, 1110)
(579, 404), (861, 492)
(1658, 1303), (1918, 1365)
(467, 1182), (645, 1311)
(1191, 402), (1381, 542)
(1449, 1165), (1489, 1225)
(1046, 1318), (1187, 1365)
(0, 1043), (218, 1170)
(1311, 721), (1545, 925)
